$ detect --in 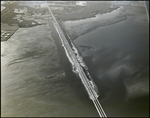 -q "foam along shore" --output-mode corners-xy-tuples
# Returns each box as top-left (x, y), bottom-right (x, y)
(62, 5), (147, 40)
